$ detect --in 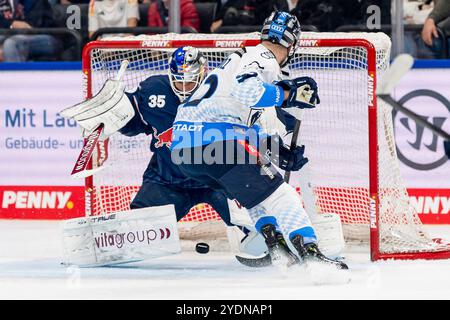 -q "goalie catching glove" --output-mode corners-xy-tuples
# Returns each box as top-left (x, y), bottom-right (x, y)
(277, 76), (320, 109)
(60, 80), (135, 137)
(60, 76), (134, 138)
